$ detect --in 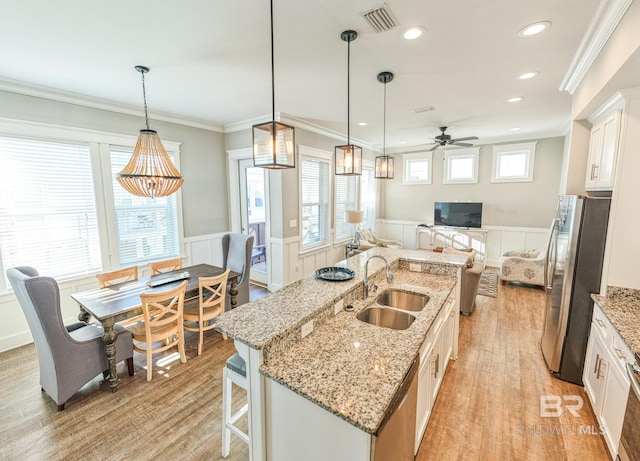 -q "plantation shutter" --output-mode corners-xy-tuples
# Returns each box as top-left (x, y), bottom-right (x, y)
(300, 157), (329, 249)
